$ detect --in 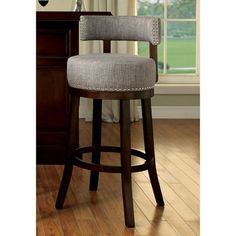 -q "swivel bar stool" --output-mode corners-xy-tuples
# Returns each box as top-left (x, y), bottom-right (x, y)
(56, 16), (164, 228)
